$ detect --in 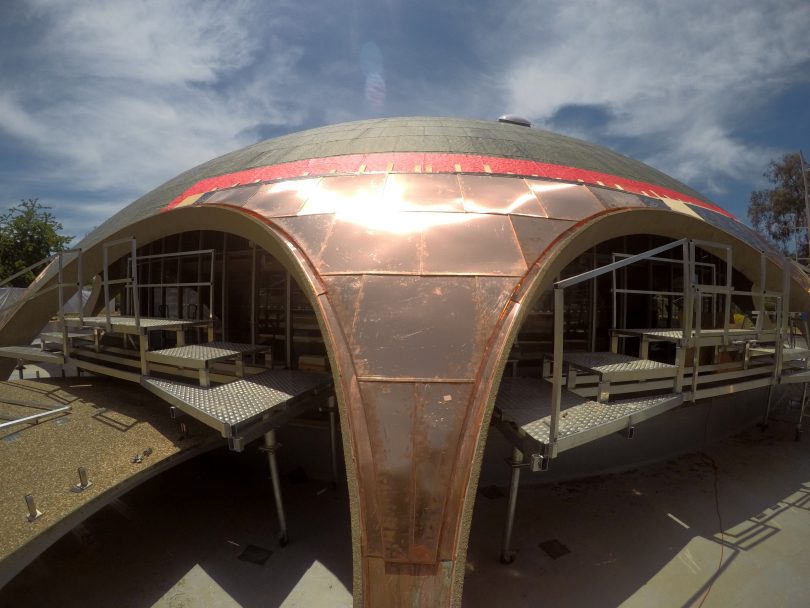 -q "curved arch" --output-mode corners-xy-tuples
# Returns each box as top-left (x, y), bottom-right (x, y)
(0, 204), (370, 603)
(450, 207), (810, 599)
